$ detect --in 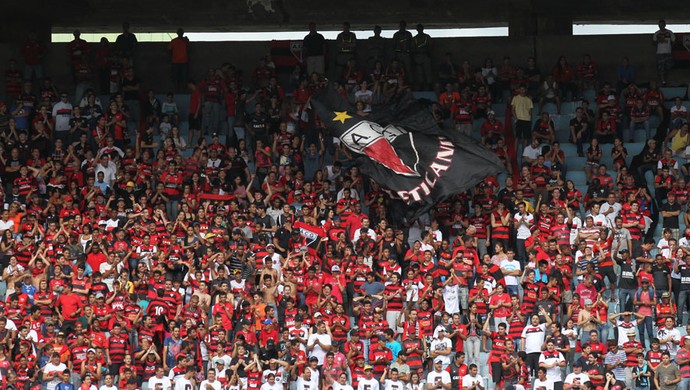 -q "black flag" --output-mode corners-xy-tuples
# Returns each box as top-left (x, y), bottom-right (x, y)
(311, 87), (505, 221)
